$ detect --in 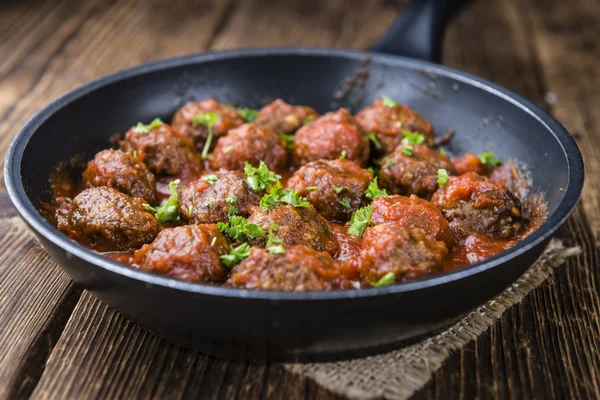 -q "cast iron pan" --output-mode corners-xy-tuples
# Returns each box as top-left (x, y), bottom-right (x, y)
(4, 0), (584, 361)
